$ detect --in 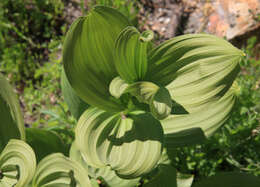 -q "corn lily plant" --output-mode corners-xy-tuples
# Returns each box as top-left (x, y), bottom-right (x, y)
(1, 5), (260, 187)
(61, 5), (246, 186)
